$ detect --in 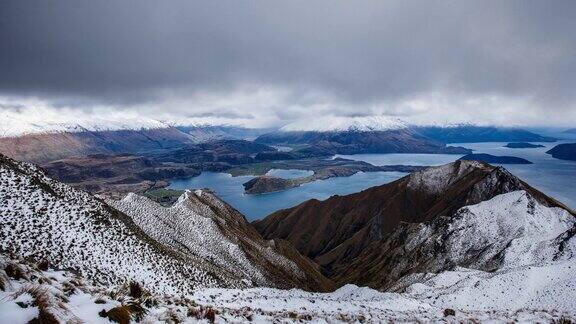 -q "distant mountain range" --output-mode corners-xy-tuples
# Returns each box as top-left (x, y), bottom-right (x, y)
(411, 125), (556, 143)
(255, 117), (556, 155)
(0, 115), (557, 164)
(256, 128), (472, 155)
(280, 115), (408, 132)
